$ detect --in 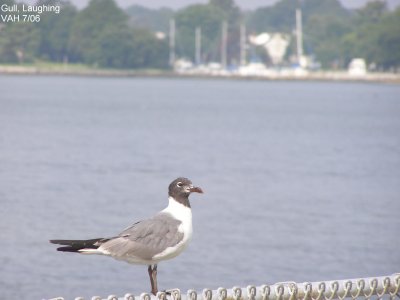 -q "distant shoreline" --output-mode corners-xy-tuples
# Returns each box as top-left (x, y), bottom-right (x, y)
(1, 64), (399, 84)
